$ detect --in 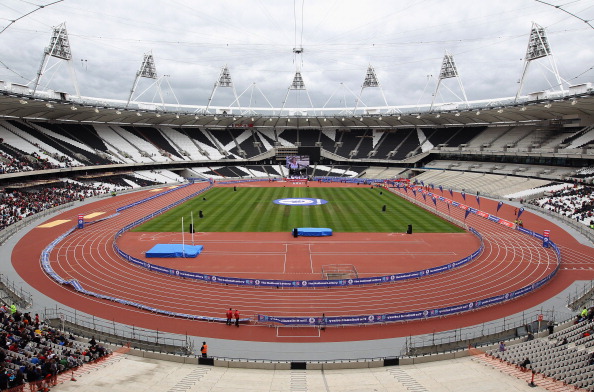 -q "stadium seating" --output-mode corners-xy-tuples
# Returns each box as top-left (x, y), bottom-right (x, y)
(529, 185), (594, 226)
(0, 305), (111, 390)
(489, 308), (594, 390)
